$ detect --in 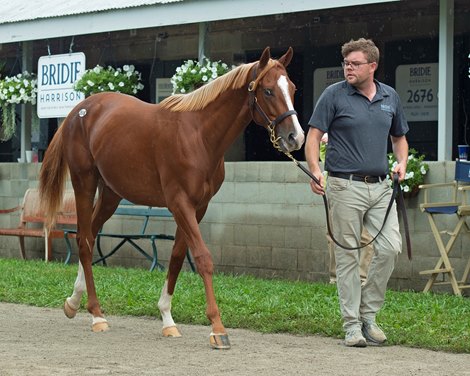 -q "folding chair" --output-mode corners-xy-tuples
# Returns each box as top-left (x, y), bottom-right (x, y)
(419, 160), (470, 295)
